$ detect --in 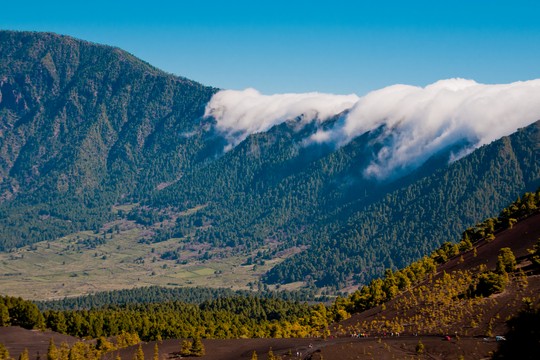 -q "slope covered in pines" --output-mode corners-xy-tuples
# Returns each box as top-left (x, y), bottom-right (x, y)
(1, 191), (539, 359)
(0, 31), (217, 249)
(0, 31), (539, 293)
